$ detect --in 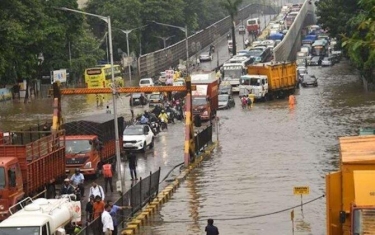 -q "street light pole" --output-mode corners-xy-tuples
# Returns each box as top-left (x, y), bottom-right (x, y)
(152, 21), (191, 167)
(57, 7), (124, 192)
(153, 35), (175, 48)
